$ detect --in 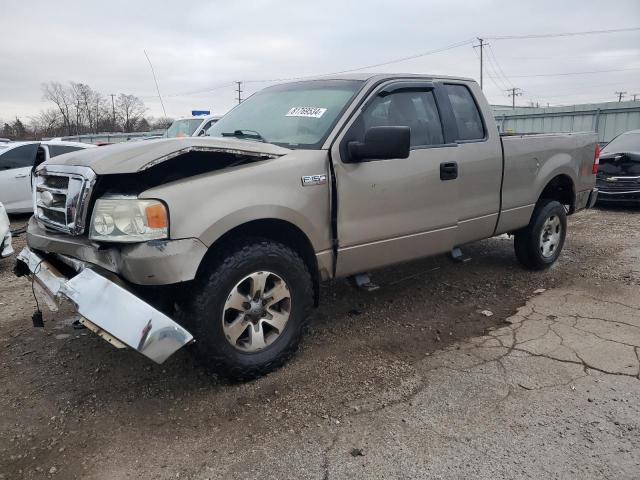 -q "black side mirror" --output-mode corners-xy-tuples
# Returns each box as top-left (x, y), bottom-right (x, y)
(347, 126), (410, 163)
